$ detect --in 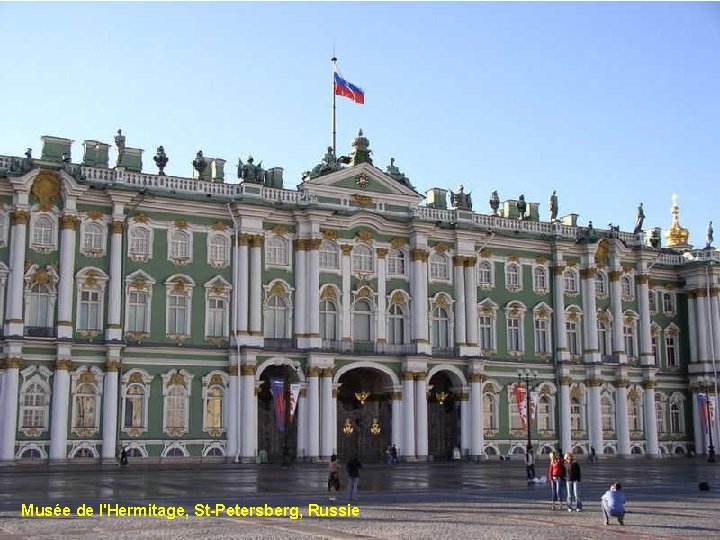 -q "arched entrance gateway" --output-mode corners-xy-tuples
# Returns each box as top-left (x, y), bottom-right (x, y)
(257, 364), (301, 463)
(427, 371), (461, 460)
(336, 368), (392, 462)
